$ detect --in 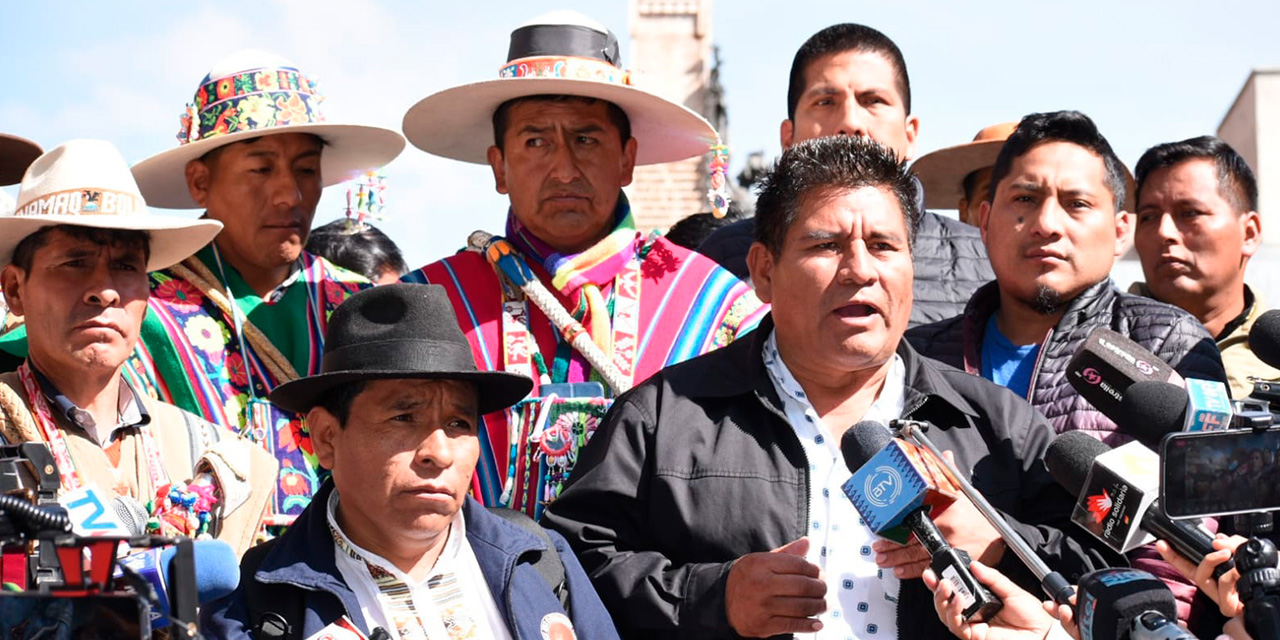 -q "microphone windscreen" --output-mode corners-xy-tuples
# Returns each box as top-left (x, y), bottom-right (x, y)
(1249, 309), (1280, 371)
(111, 496), (149, 537)
(1118, 381), (1188, 448)
(1045, 431), (1112, 496)
(839, 421), (894, 472)
(160, 539), (240, 604)
(1076, 568), (1178, 640)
